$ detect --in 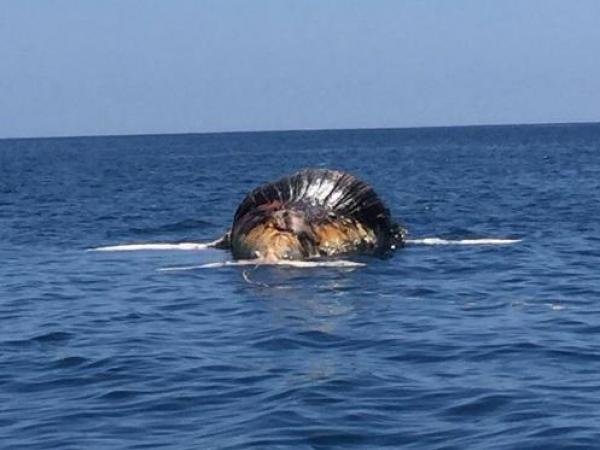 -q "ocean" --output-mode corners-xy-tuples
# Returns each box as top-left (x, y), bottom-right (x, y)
(1, 123), (600, 449)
